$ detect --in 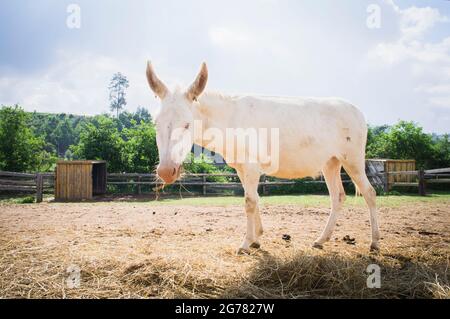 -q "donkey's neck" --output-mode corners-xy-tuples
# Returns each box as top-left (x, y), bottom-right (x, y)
(192, 91), (238, 147)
